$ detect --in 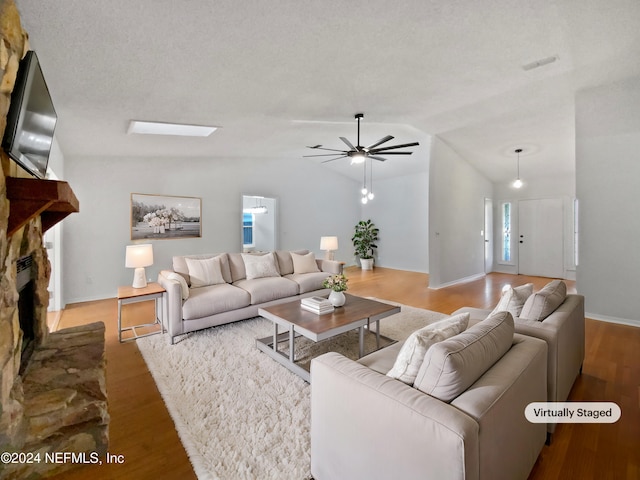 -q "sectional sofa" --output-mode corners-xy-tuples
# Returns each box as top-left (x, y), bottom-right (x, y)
(158, 250), (343, 344)
(310, 280), (585, 479)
